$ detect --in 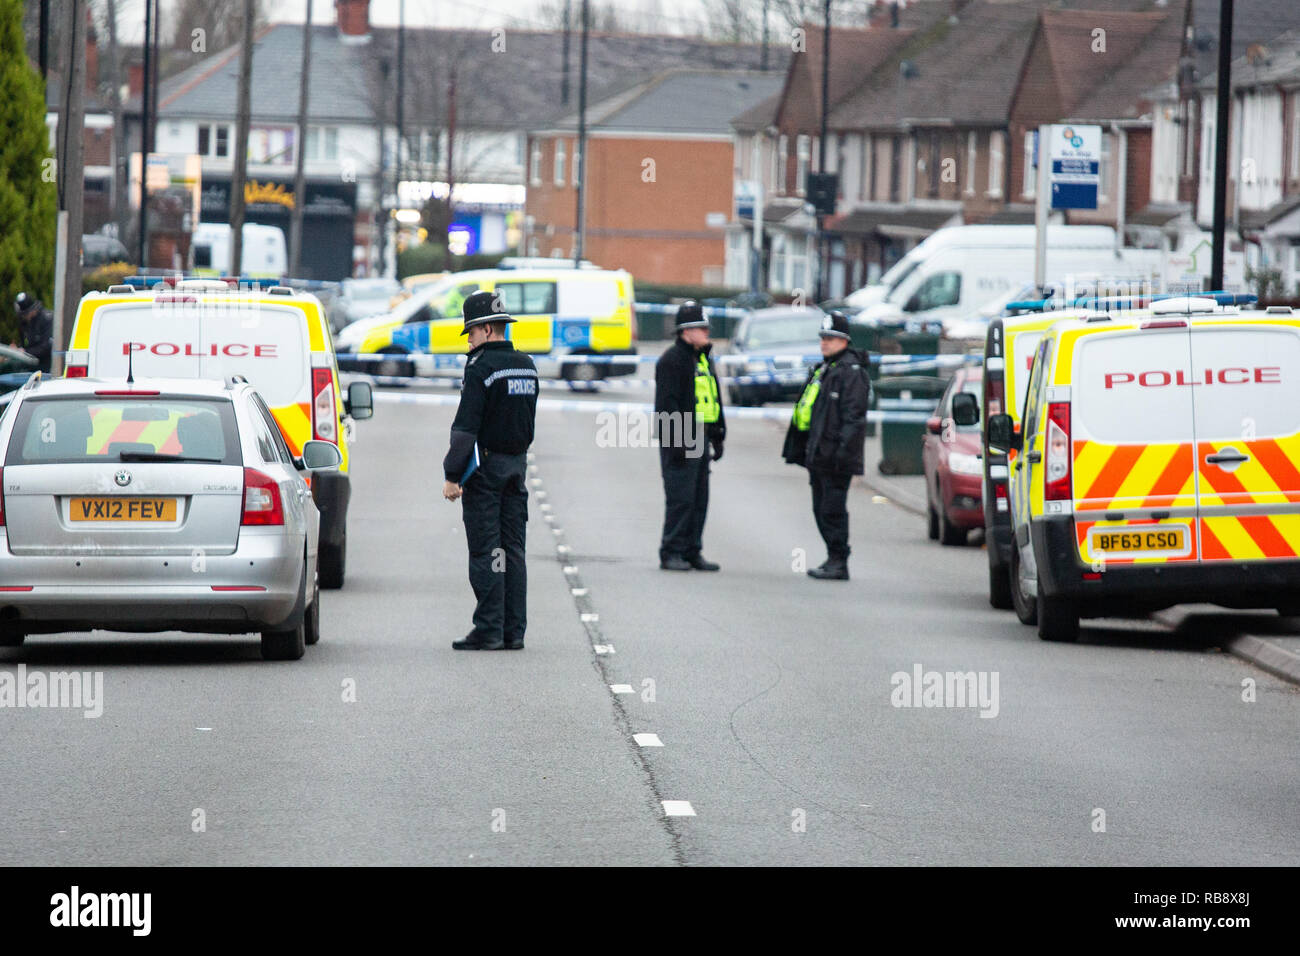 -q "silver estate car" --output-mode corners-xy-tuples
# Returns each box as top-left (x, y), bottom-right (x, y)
(0, 375), (342, 660)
